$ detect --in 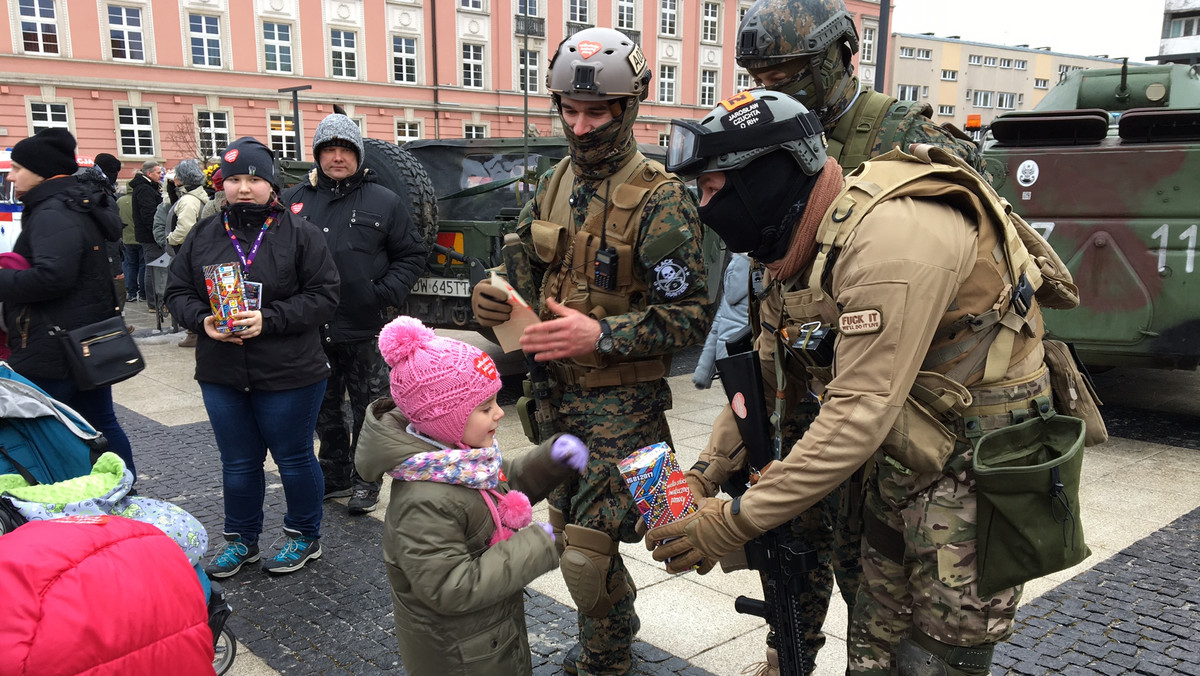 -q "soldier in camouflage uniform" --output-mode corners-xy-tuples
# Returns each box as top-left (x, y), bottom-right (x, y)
(650, 90), (1065, 676)
(680, 1), (993, 670)
(470, 27), (710, 676)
